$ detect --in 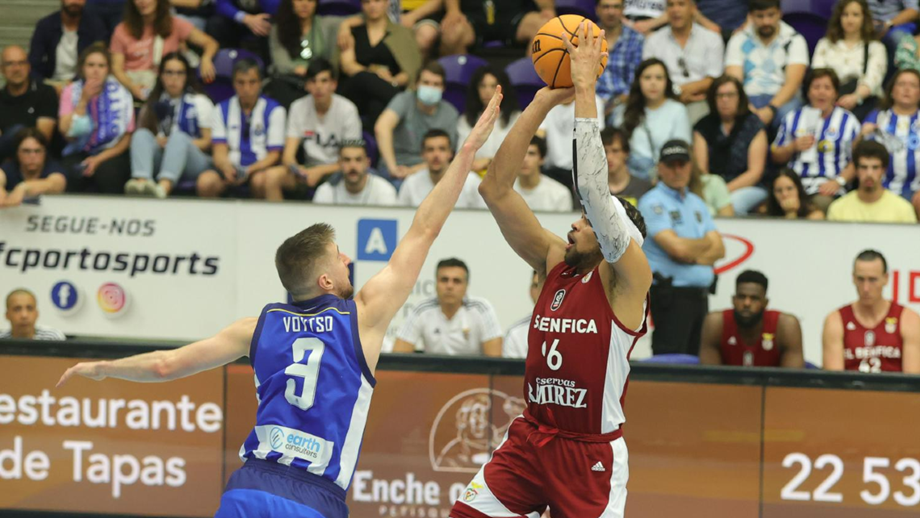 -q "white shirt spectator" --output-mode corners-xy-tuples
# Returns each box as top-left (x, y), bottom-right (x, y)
(503, 315), (531, 359)
(398, 169), (486, 208)
(53, 29), (78, 82)
(0, 325), (66, 340)
(513, 176), (574, 212)
(397, 296), (503, 356)
(539, 97), (606, 171)
(642, 23), (725, 87)
(725, 21), (810, 97)
(211, 95), (286, 169)
(313, 175), (398, 205)
(624, 0), (665, 19)
(812, 39), (888, 98)
(287, 94), (362, 167)
(457, 112), (520, 162)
